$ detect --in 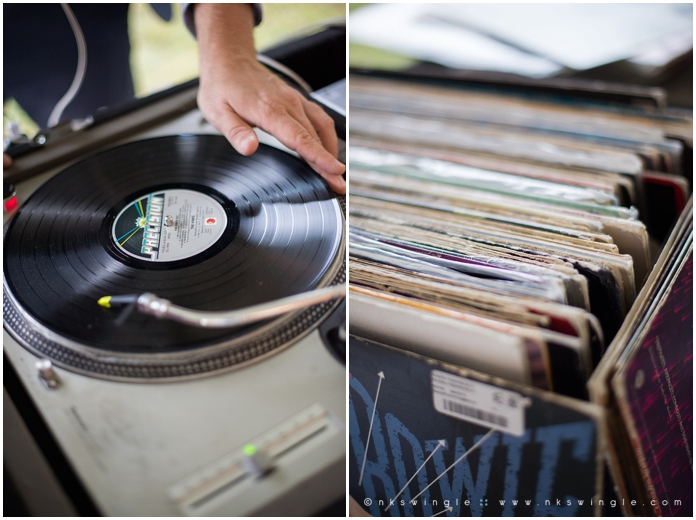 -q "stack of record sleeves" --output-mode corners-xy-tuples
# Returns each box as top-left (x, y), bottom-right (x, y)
(348, 74), (692, 517)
